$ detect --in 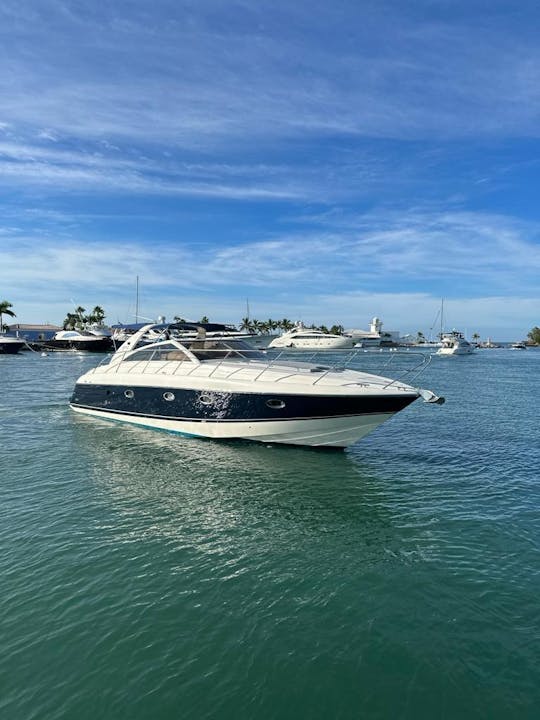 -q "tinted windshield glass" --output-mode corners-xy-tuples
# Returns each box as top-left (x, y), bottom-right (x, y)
(183, 339), (266, 361)
(122, 342), (189, 362)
